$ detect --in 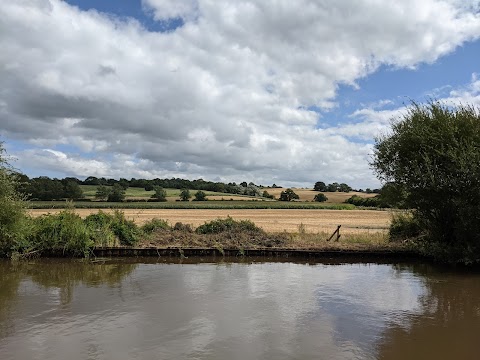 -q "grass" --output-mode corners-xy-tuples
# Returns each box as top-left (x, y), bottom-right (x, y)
(28, 200), (356, 210)
(79, 185), (254, 200)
